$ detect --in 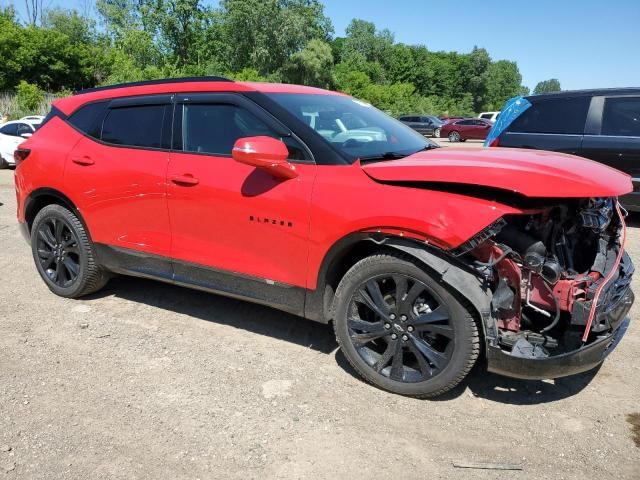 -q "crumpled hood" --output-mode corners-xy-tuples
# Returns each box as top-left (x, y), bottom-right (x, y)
(362, 147), (632, 198)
